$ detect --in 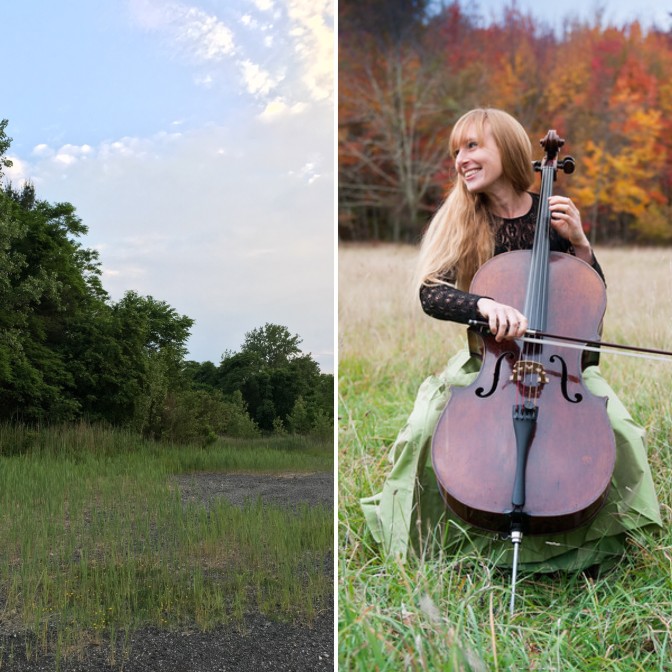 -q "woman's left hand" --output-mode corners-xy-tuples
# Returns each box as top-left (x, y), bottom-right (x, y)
(548, 195), (593, 263)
